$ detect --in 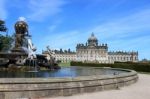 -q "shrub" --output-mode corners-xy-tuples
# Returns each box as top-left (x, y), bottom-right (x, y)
(70, 61), (150, 72)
